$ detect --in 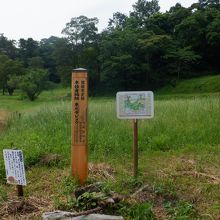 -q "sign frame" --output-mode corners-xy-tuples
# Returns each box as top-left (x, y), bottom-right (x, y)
(3, 149), (27, 186)
(116, 91), (154, 119)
